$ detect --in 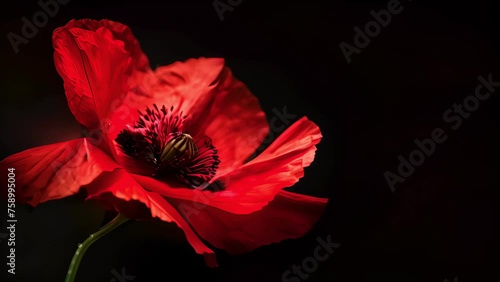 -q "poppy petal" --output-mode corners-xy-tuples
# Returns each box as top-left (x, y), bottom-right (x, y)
(53, 19), (148, 155)
(61, 19), (149, 72)
(149, 57), (225, 112)
(98, 20), (149, 73)
(122, 57), (224, 118)
(169, 190), (327, 253)
(0, 138), (118, 206)
(85, 169), (217, 266)
(210, 116), (322, 213)
(132, 117), (322, 215)
(191, 66), (269, 175)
